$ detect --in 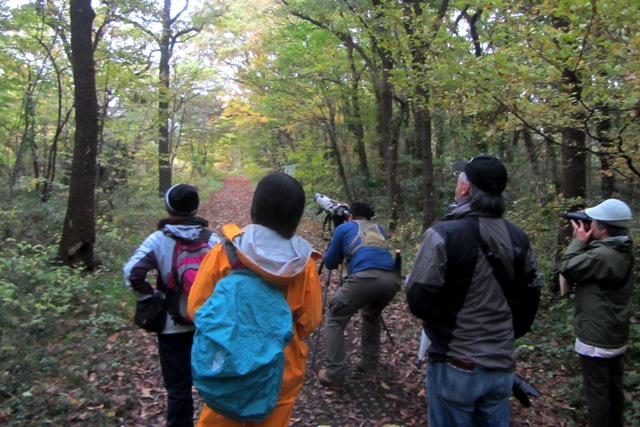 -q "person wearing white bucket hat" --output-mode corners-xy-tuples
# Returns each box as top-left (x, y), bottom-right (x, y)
(559, 198), (634, 427)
